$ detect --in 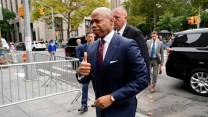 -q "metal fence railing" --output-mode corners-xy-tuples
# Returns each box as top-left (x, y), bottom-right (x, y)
(0, 58), (81, 108)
